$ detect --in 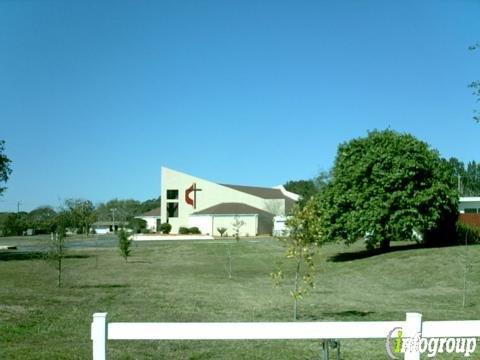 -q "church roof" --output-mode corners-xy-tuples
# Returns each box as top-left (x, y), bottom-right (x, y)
(220, 184), (297, 214)
(136, 207), (161, 217)
(220, 184), (287, 199)
(191, 203), (275, 216)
